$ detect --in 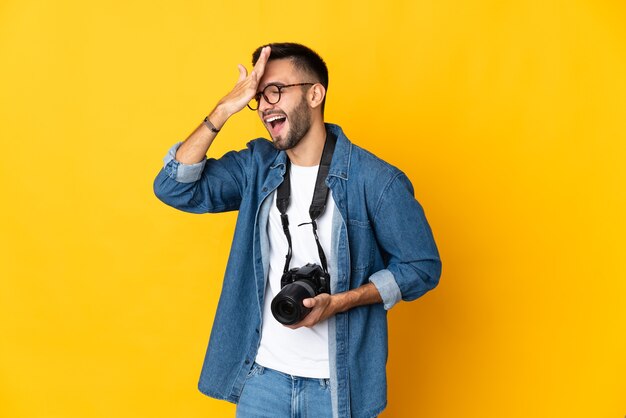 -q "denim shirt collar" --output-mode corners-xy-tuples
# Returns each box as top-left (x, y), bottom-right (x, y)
(326, 123), (351, 181)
